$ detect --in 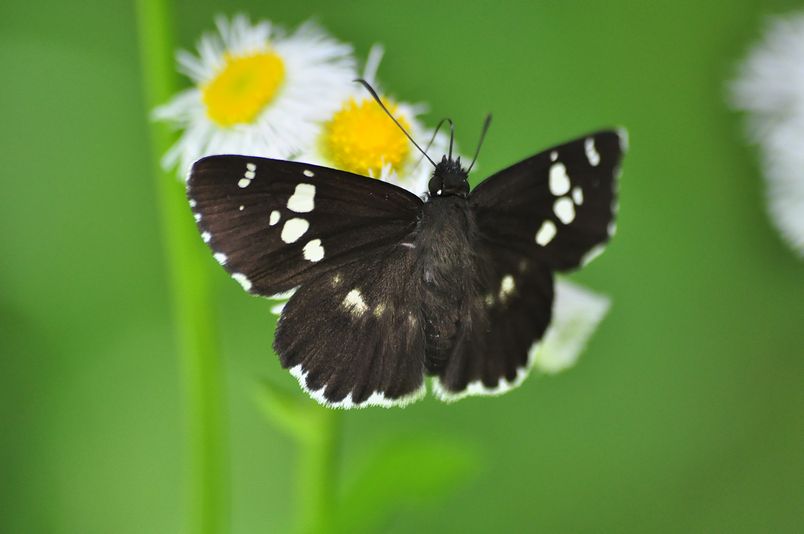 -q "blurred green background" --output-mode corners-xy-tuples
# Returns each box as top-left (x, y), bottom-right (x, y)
(2, 0), (803, 532)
